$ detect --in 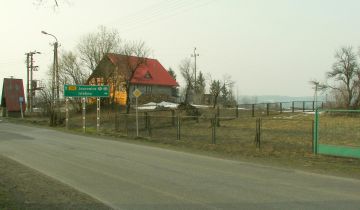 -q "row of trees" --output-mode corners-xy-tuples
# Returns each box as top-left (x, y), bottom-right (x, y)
(317, 46), (360, 109)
